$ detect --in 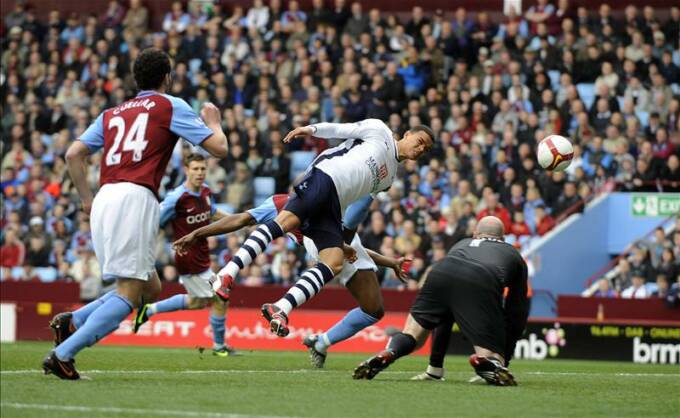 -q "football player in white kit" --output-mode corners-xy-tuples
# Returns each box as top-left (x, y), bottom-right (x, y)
(214, 119), (433, 337)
